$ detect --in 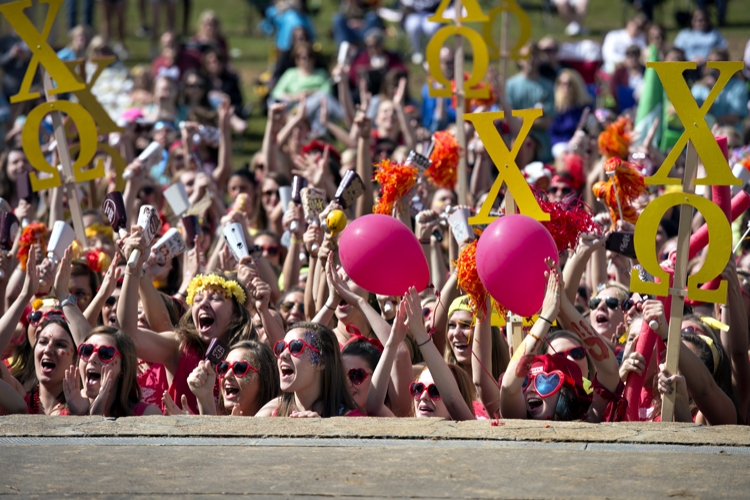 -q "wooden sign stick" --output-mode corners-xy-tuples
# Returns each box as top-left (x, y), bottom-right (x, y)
(453, 0), (467, 206)
(42, 70), (87, 245)
(499, 8), (510, 90)
(661, 141), (698, 422)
